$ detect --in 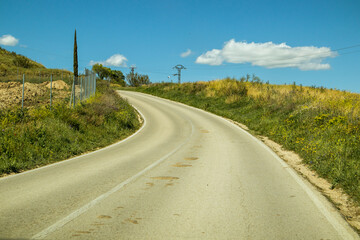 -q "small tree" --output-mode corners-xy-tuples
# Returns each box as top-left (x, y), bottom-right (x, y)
(92, 64), (126, 86)
(92, 63), (104, 79)
(126, 72), (138, 87)
(126, 72), (151, 87)
(138, 74), (150, 85)
(92, 63), (111, 80)
(109, 70), (126, 86)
